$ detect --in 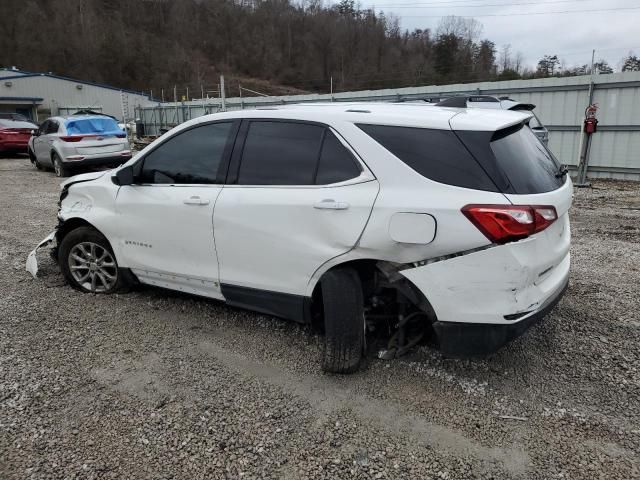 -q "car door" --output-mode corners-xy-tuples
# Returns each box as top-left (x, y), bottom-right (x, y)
(32, 120), (50, 162)
(114, 121), (238, 299)
(213, 119), (379, 315)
